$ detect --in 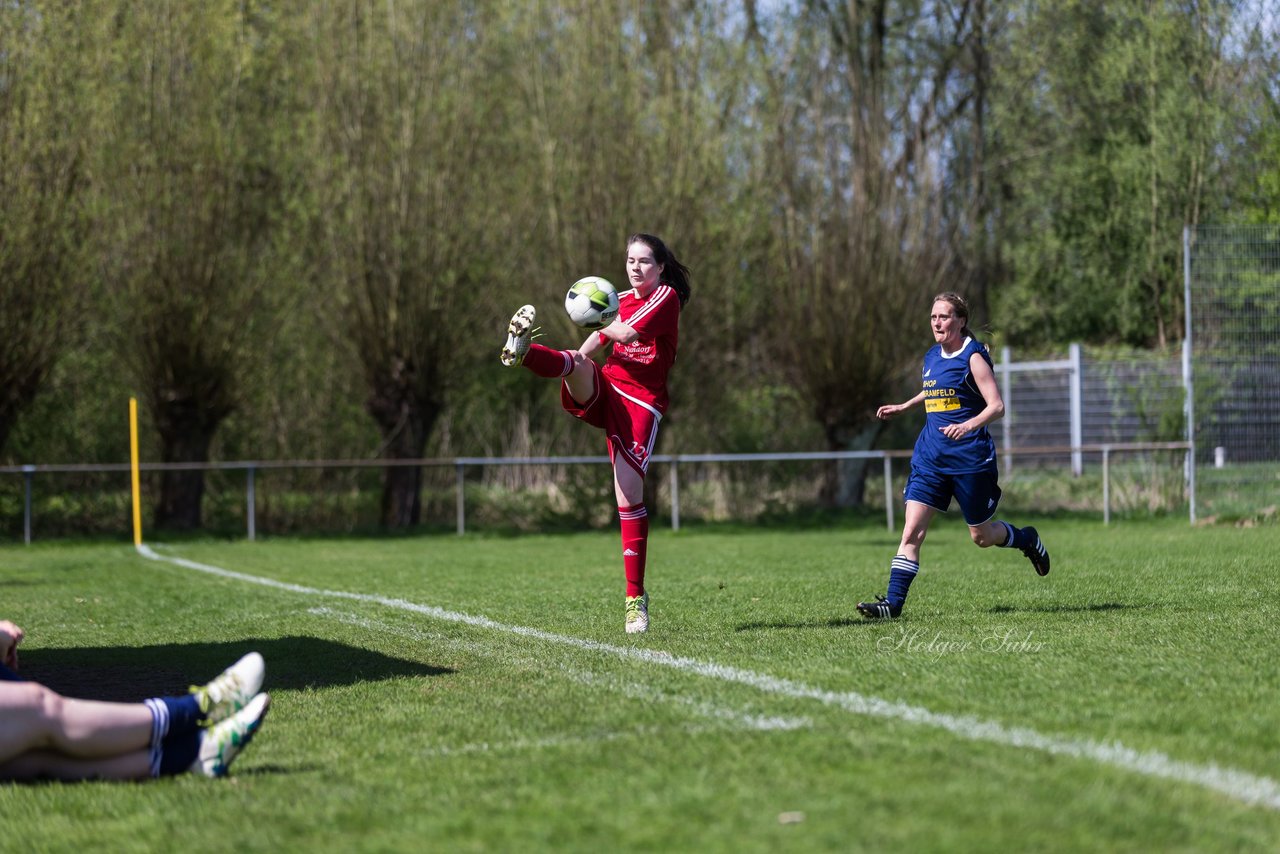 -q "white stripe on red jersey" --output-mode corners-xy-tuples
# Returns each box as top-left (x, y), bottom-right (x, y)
(622, 284), (676, 326)
(604, 283), (681, 413)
